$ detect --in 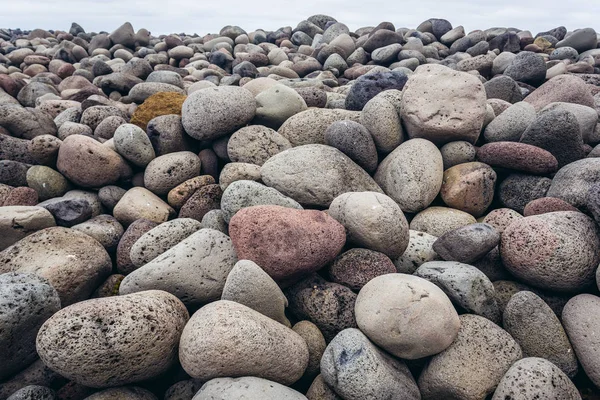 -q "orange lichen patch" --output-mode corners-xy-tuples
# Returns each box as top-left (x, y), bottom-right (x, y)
(130, 91), (187, 131)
